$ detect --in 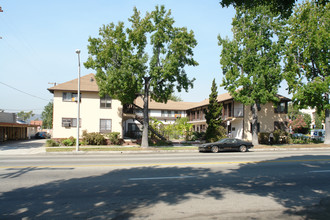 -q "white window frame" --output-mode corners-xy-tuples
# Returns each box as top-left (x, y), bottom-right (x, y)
(100, 95), (112, 109)
(63, 92), (79, 102)
(100, 119), (112, 133)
